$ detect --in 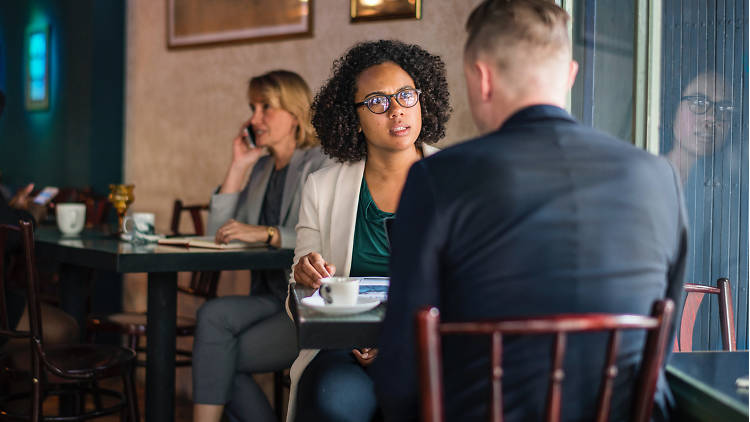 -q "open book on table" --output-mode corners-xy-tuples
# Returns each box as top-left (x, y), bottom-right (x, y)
(157, 236), (265, 250)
